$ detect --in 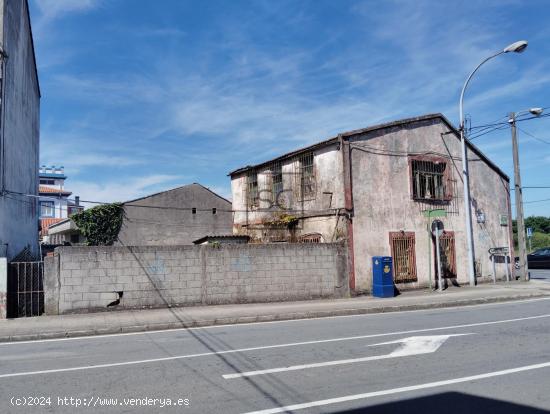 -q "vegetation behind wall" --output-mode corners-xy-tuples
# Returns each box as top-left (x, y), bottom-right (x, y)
(71, 203), (124, 246)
